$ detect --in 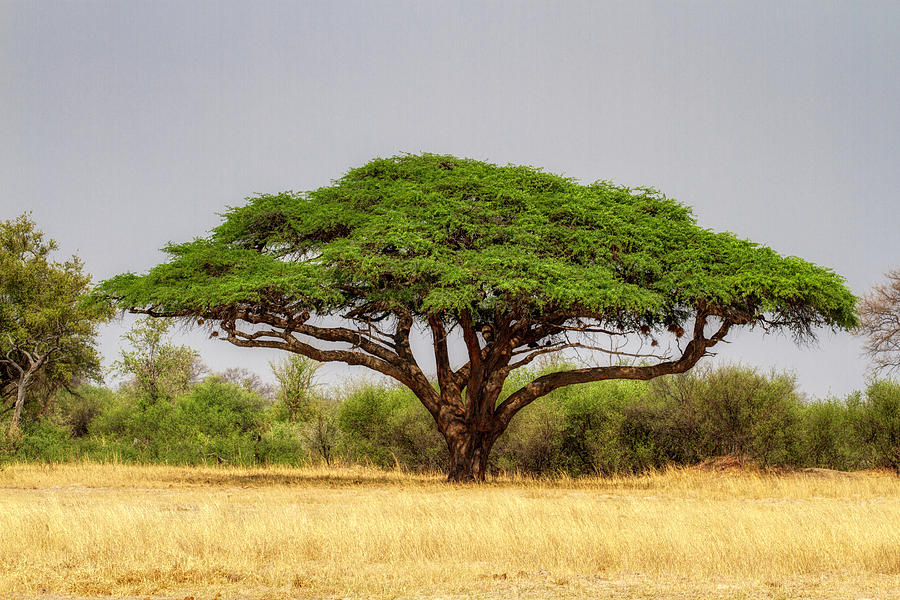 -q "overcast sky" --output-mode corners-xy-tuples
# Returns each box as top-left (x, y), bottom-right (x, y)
(2, 1), (899, 398)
